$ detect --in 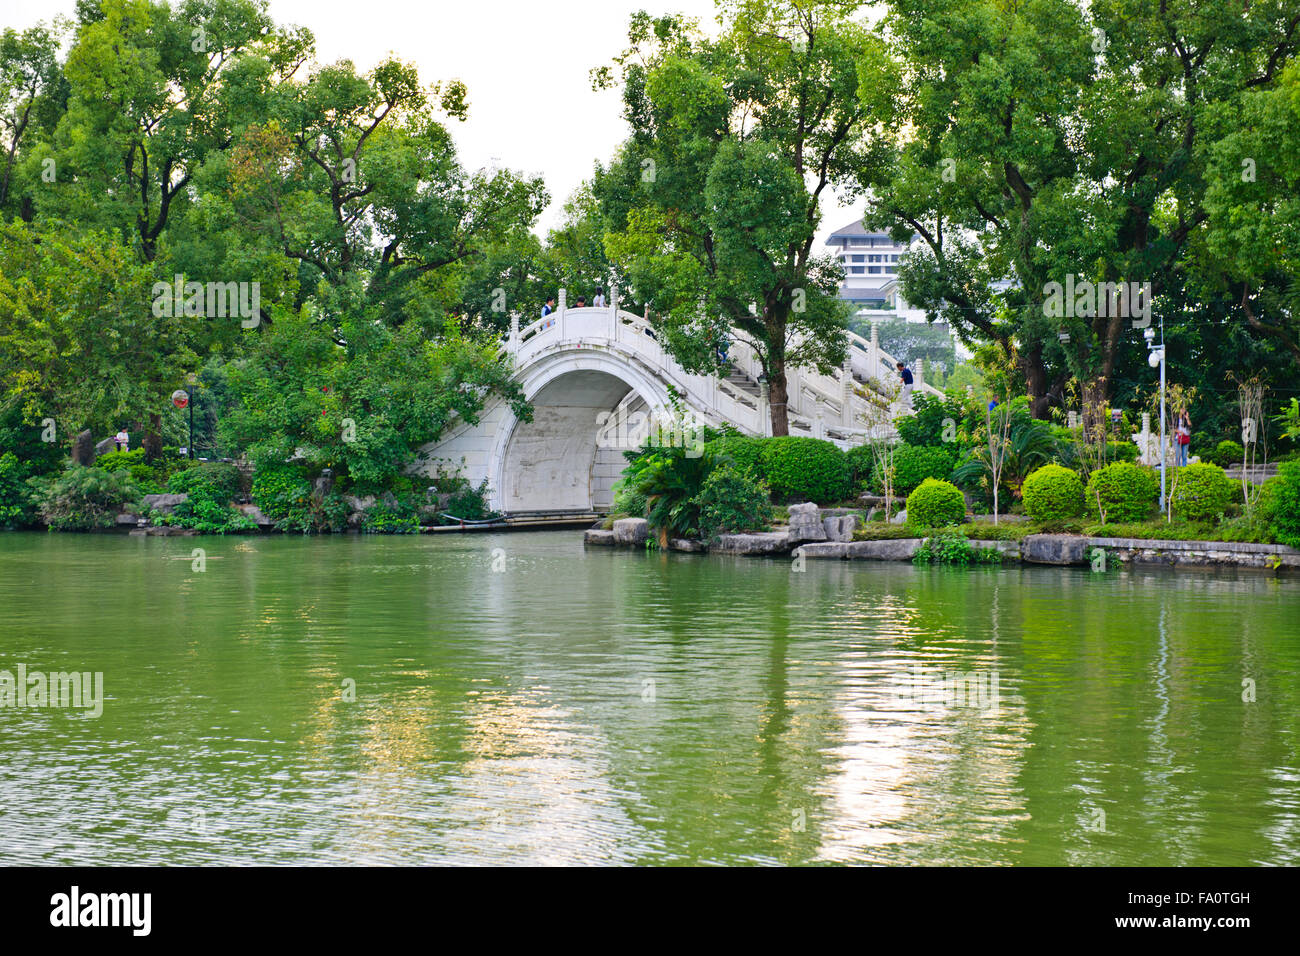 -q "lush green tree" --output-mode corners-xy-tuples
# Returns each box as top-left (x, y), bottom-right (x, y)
(1199, 62), (1300, 369)
(40, 0), (297, 261)
(0, 21), (64, 217)
(595, 2), (877, 435)
(218, 306), (530, 489)
(226, 56), (547, 334)
(861, 0), (1300, 417)
(0, 220), (196, 454)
